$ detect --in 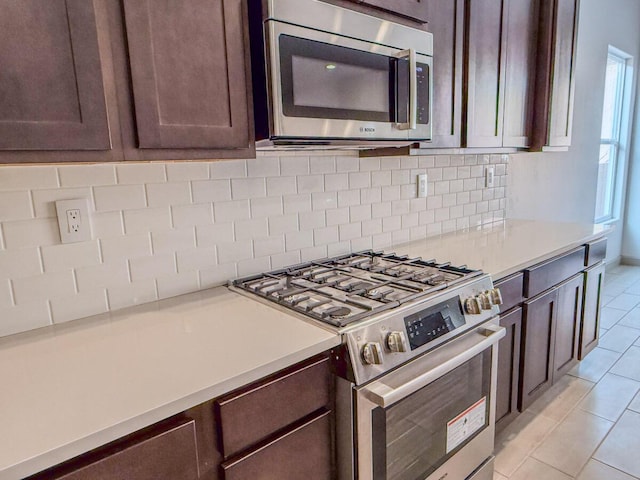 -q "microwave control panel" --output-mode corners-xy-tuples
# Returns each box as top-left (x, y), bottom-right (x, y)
(416, 63), (430, 125)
